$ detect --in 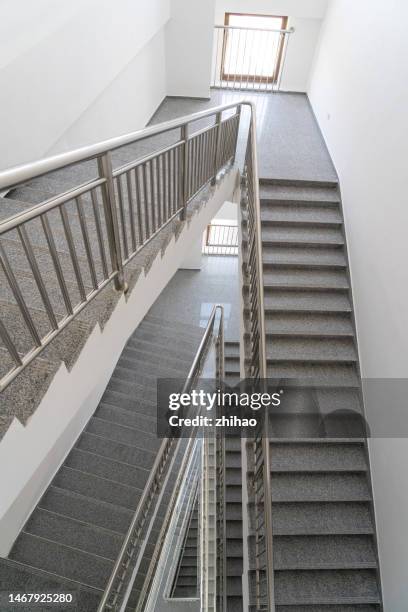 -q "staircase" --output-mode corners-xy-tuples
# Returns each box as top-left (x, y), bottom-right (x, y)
(0, 314), (203, 610)
(242, 179), (383, 609)
(223, 341), (244, 612)
(172, 496), (199, 598)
